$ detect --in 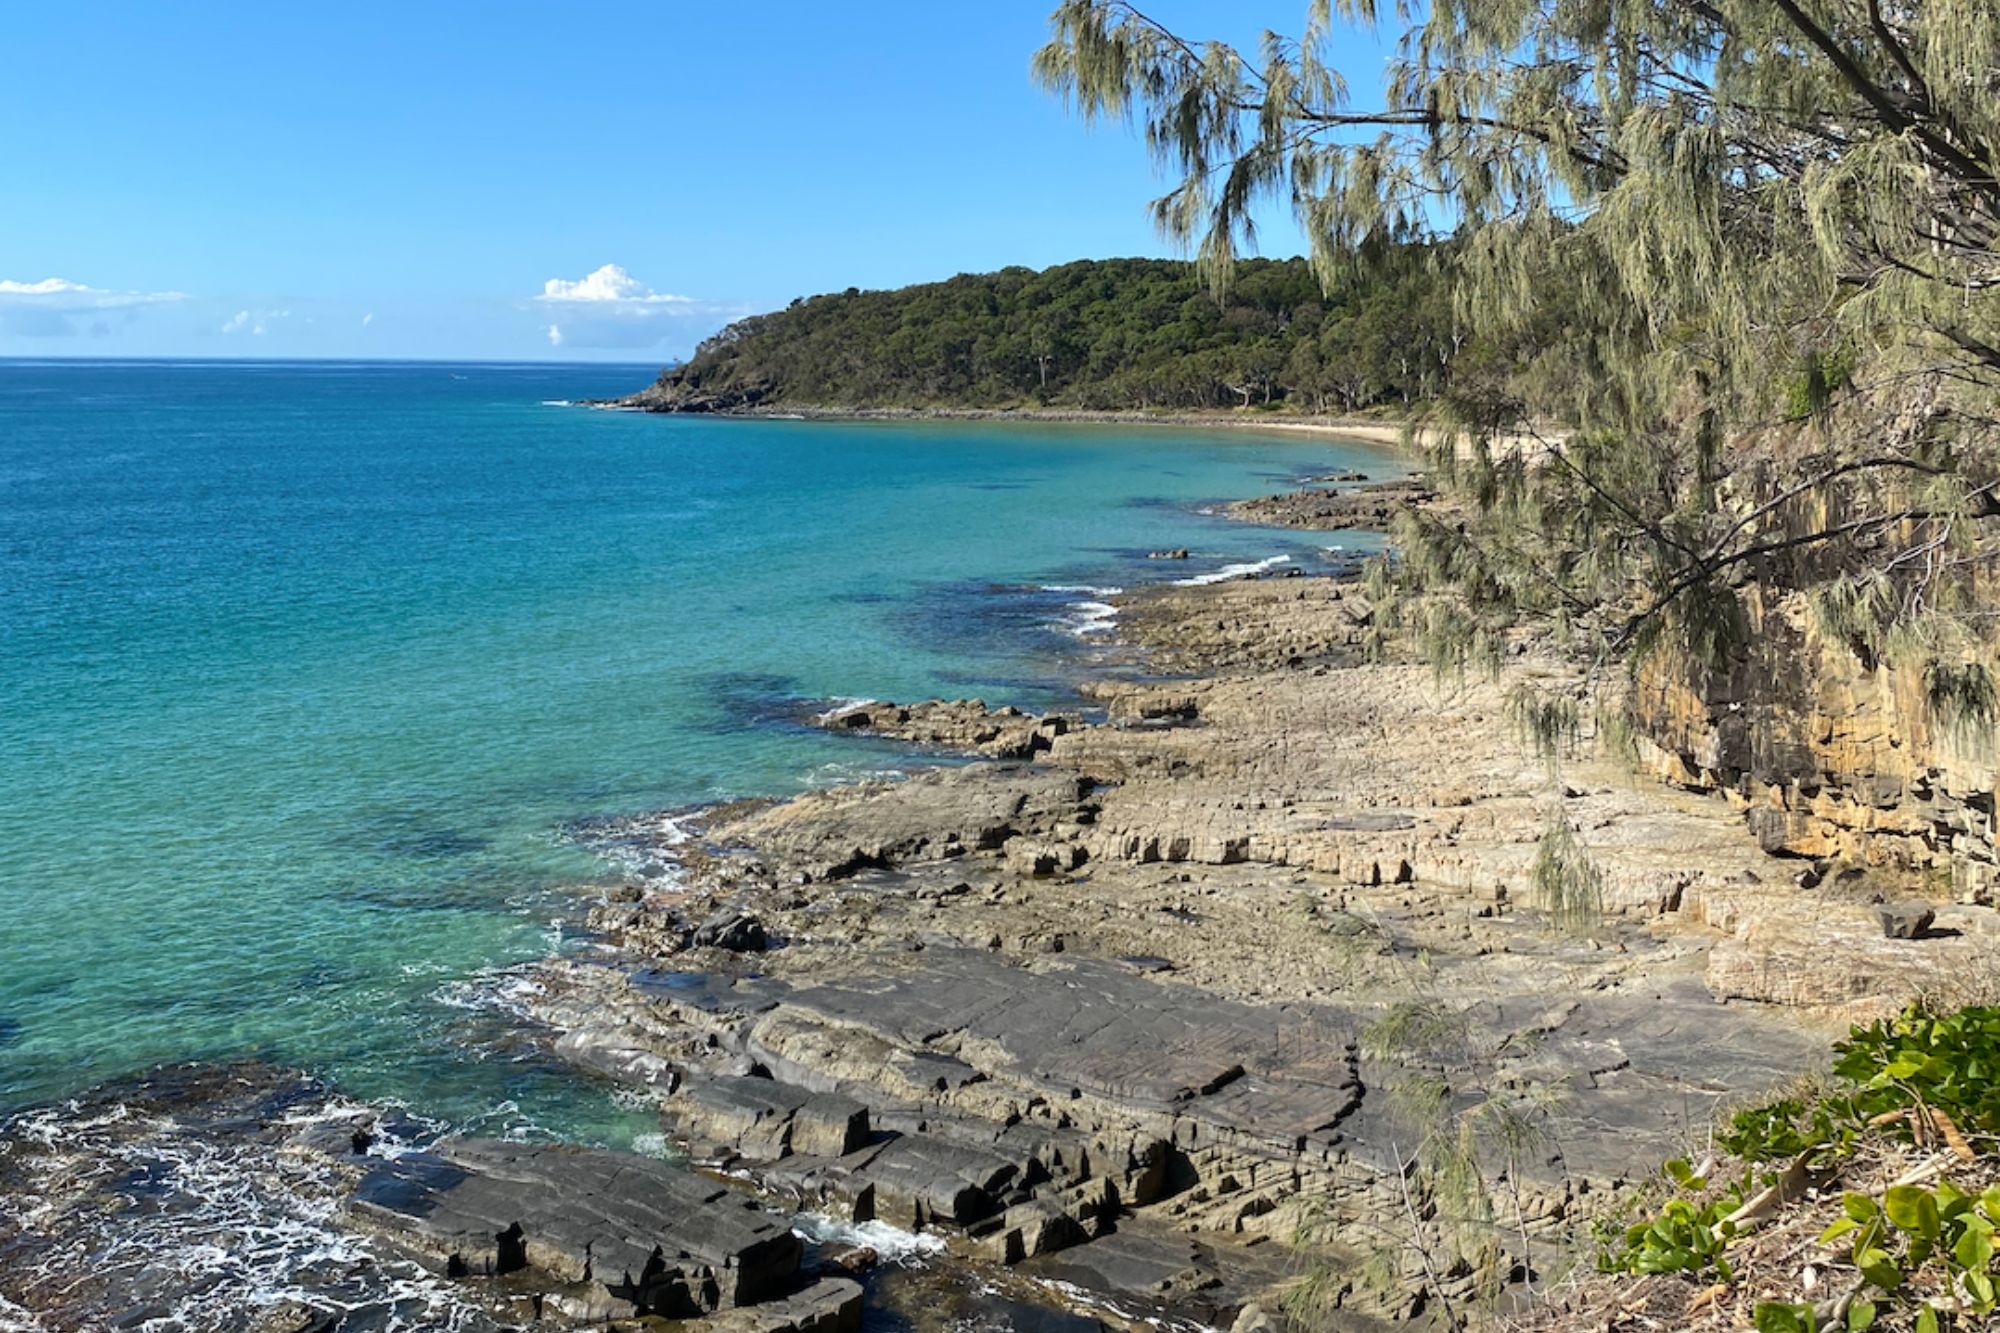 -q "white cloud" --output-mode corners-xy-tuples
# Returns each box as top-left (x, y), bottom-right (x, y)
(0, 276), (186, 337)
(361, 312), (375, 327)
(220, 309), (289, 337)
(531, 263), (751, 350)
(537, 263), (692, 306)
